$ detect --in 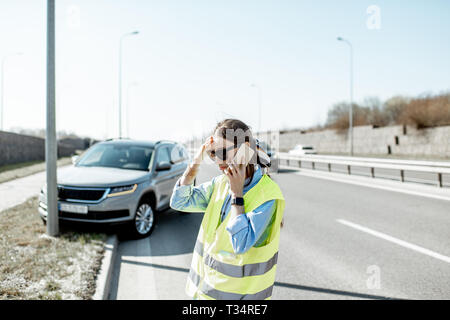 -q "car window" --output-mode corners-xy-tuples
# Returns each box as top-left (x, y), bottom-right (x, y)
(157, 146), (171, 163)
(181, 147), (189, 160)
(170, 144), (188, 163)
